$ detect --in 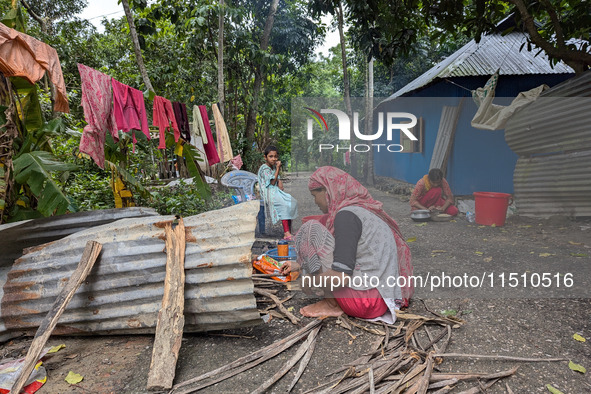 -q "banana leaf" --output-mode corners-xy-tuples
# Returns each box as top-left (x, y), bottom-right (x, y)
(1, 5), (26, 32)
(182, 142), (211, 200)
(11, 77), (44, 134)
(6, 205), (44, 222)
(13, 151), (78, 216)
(18, 118), (66, 155)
